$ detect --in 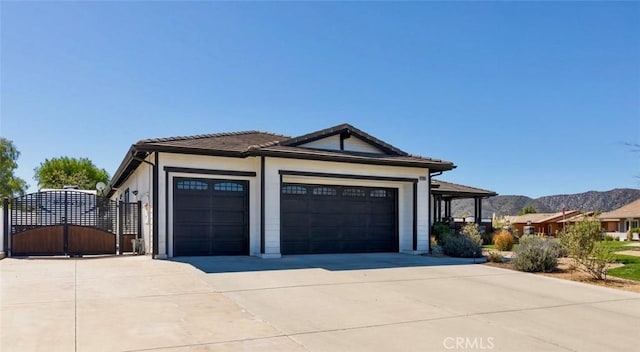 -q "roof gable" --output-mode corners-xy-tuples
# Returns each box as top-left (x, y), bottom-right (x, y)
(297, 134), (385, 154)
(279, 123), (408, 156)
